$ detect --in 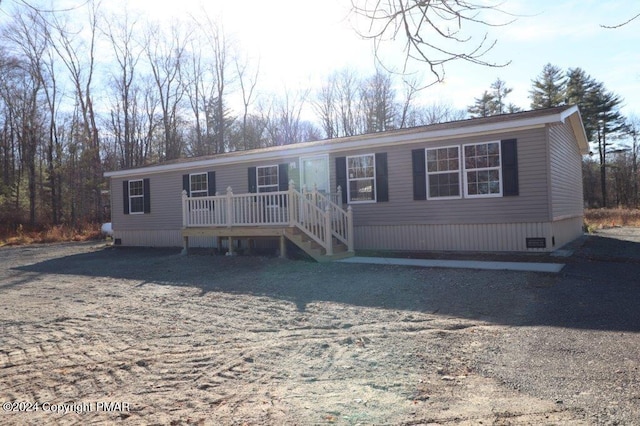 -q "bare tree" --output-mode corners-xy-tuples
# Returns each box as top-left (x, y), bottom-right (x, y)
(192, 14), (235, 154)
(314, 76), (339, 139)
(101, 6), (145, 168)
(4, 8), (65, 224)
(182, 39), (214, 157)
(351, 0), (514, 84)
(411, 101), (467, 126)
(336, 70), (362, 136)
(398, 76), (420, 128)
(361, 70), (397, 132)
(45, 0), (103, 222)
(0, 52), (42, 226)
(235, 56), (259, 150)
(144, 19), (190, 160)
(262, 89), (311, 146)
